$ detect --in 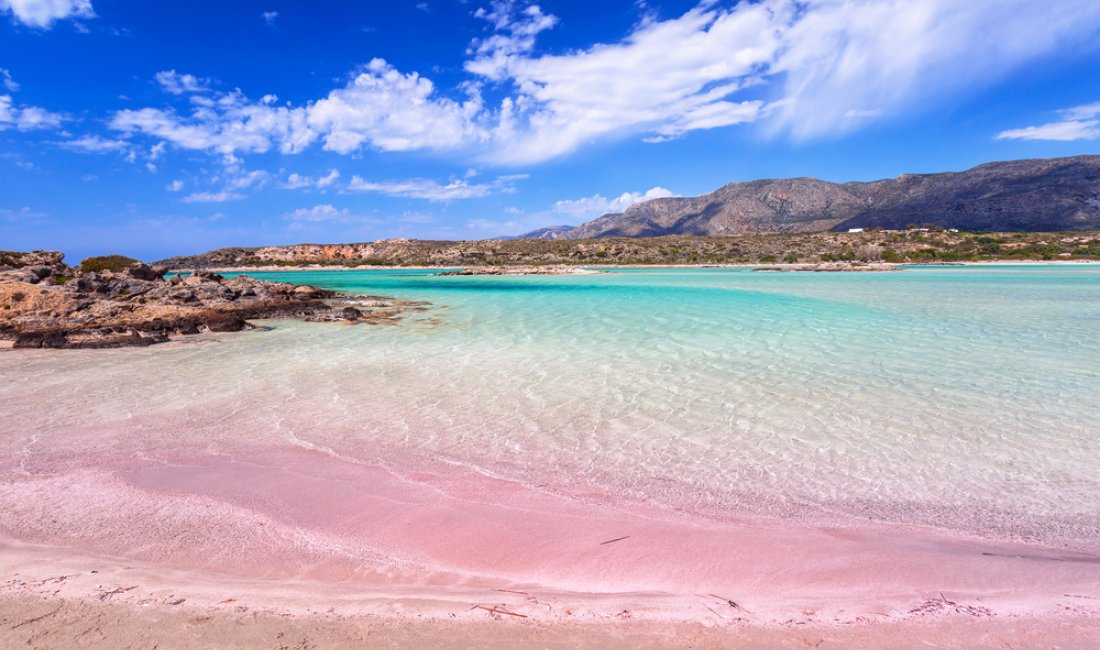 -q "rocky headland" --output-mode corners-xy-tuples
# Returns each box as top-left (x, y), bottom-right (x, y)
(0, 251), (423, 349)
